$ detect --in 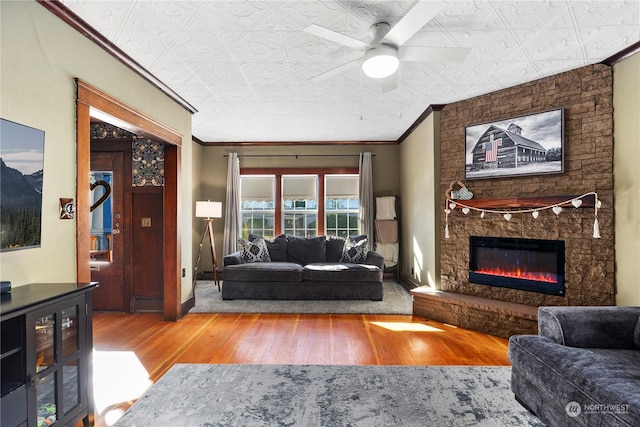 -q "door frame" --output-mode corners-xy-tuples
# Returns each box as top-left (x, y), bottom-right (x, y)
(76, 79), (183, 320)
